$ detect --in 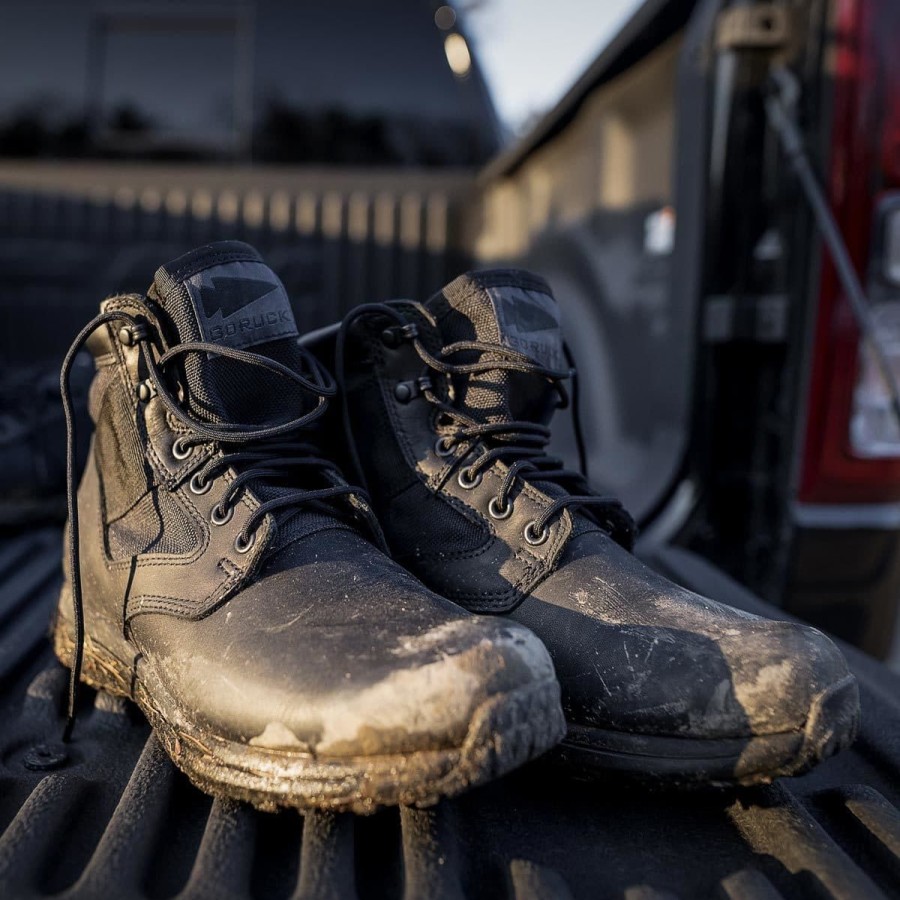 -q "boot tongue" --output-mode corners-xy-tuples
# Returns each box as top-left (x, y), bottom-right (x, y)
(150, 241), (309, 426)
(424, 270), (565, 424)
